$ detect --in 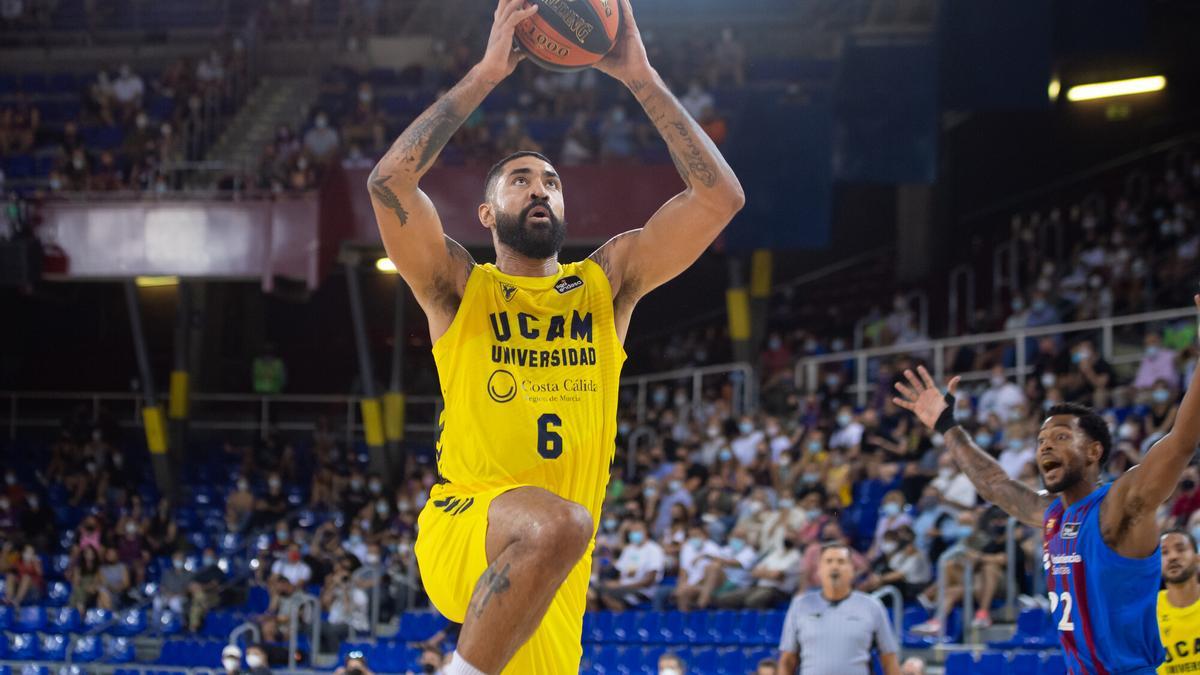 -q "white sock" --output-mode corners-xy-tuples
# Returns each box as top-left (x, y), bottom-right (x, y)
(444, 651), (487, 675)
